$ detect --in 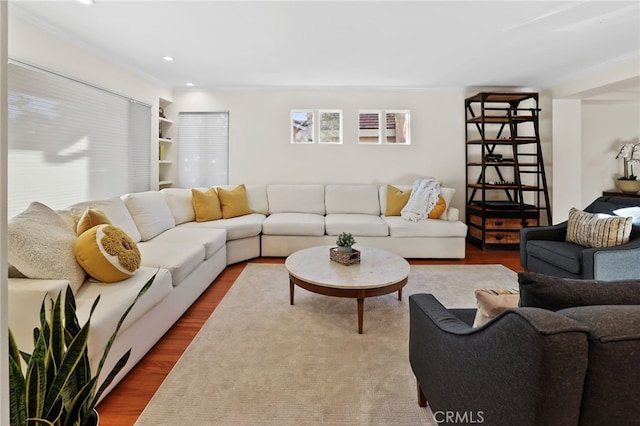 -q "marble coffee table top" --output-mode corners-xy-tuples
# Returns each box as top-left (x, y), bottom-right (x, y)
(285, 245), (410, 289)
